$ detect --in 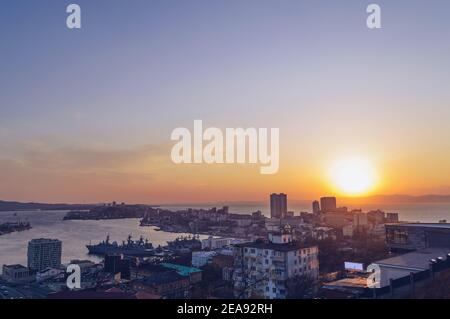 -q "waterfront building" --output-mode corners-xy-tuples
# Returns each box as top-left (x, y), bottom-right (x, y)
(232, 227), (319, 299)
(320, 197), (337, 213)
(27, 238), (62, 271)
(2, 264), (34, 283)
(270, 193), (287, 219)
